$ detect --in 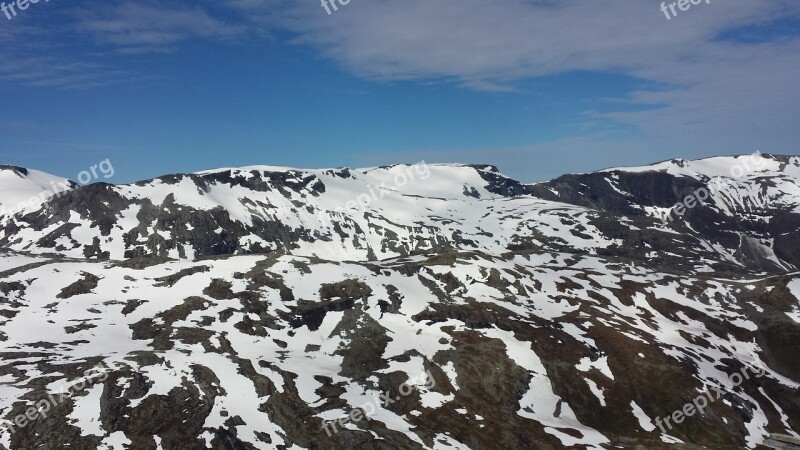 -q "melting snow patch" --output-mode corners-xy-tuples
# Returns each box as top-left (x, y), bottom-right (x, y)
(660, 434), (684, 444)
(576, 356), (614, 380)
(585, 379), (606, 406)
(630, 401), (655, 432)
(99, 431), (131, 449)
(68, 383), (105, 437)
